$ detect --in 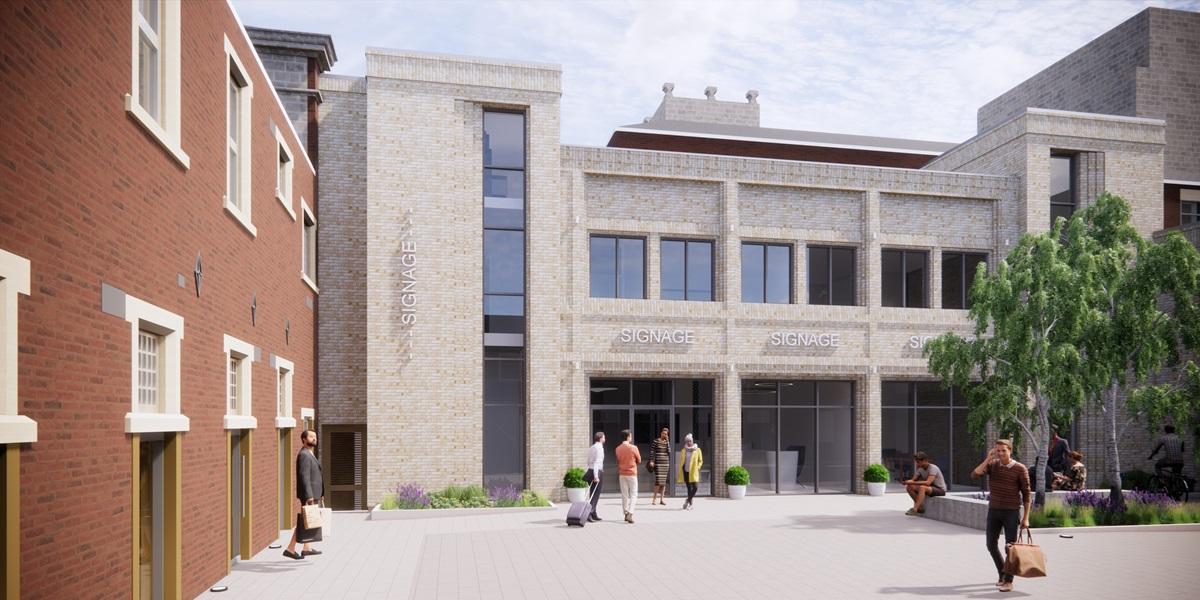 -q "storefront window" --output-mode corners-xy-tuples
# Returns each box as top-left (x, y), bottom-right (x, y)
(880, 381), (983, 491)
(741, 380), (855, 494)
